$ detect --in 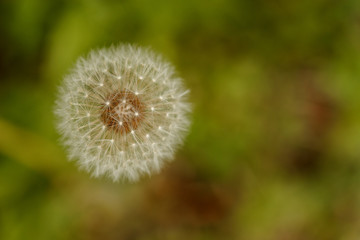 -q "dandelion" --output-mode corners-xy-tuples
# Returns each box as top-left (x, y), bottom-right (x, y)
(55, 44), (191, 182)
